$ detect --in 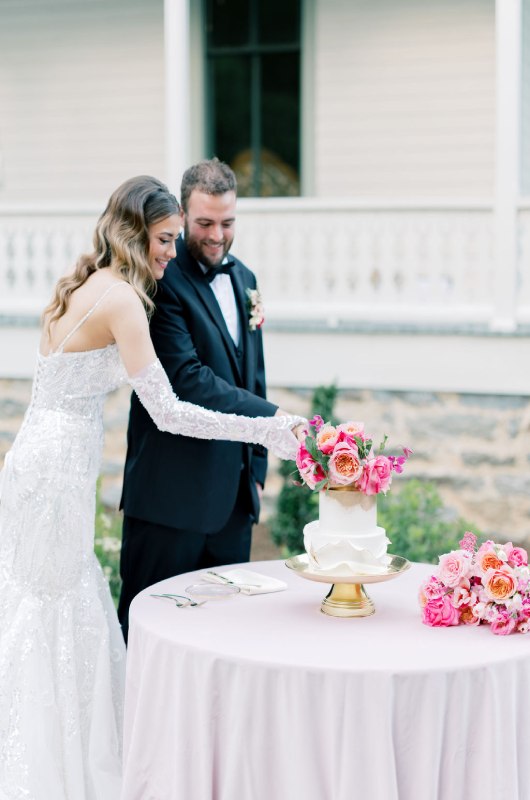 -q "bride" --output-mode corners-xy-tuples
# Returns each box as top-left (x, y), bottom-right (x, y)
(0, 176), (302, 799)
